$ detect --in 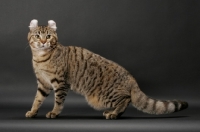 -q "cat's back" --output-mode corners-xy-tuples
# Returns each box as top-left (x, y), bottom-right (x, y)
(65, 45), (127, 72)
(66, 46), (131, 93)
